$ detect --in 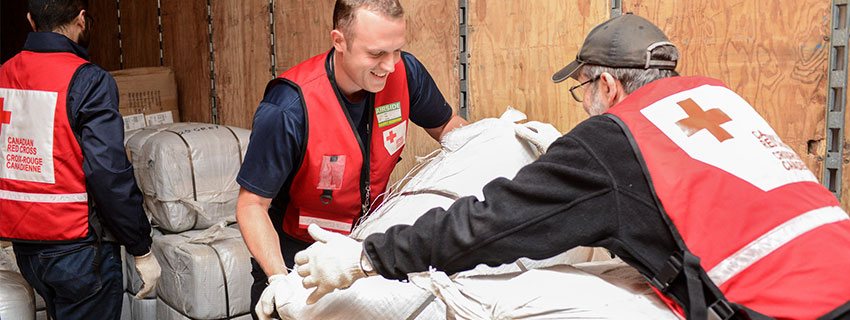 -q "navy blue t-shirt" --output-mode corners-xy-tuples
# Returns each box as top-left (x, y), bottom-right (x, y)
(236, 52), (452, 250)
